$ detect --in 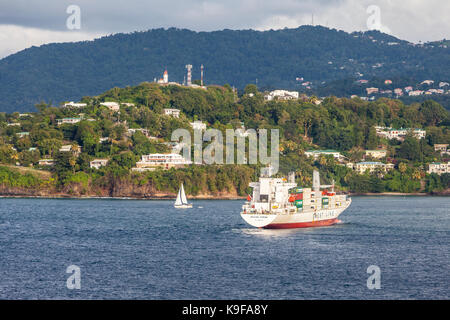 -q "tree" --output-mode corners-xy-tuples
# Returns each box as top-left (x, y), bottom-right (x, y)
(297, 108), (315, 139)
(366, 127), (378, 149)
(75, 121), (99, 155)
(244, 84), (258, 95)
(35, 102), (49, 113)
(317, 155), (327, 166)
(0, 145), (17, 164)
(15, 137), (32, 152)
(348, 174), (372, 193)
(419, 100), (448, 126)
(54, 151), (77, 175)
(19, 150), (40, 166)
(110, 151), (138, 169)
(111, 124), (127, 140)
(397, 136), (421, 161)
(398, 162), (407, 174)
(77, 153), (92, 171)
(412, 169), (421, 180)
(37, 138), (62, 156)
